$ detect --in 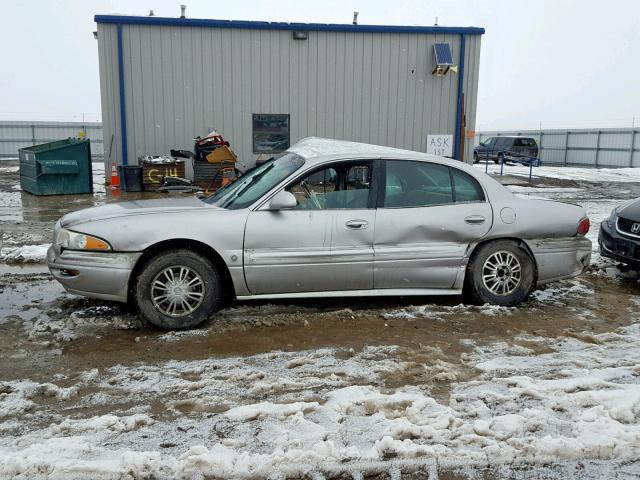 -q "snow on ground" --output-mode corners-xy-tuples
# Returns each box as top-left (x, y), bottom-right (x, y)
(2, 157), (639, 478)
(1, 323), (640, 478)
(475, 163), (640, 183)
(92, 162), (105, 193)
(0, 191), (20, 208)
